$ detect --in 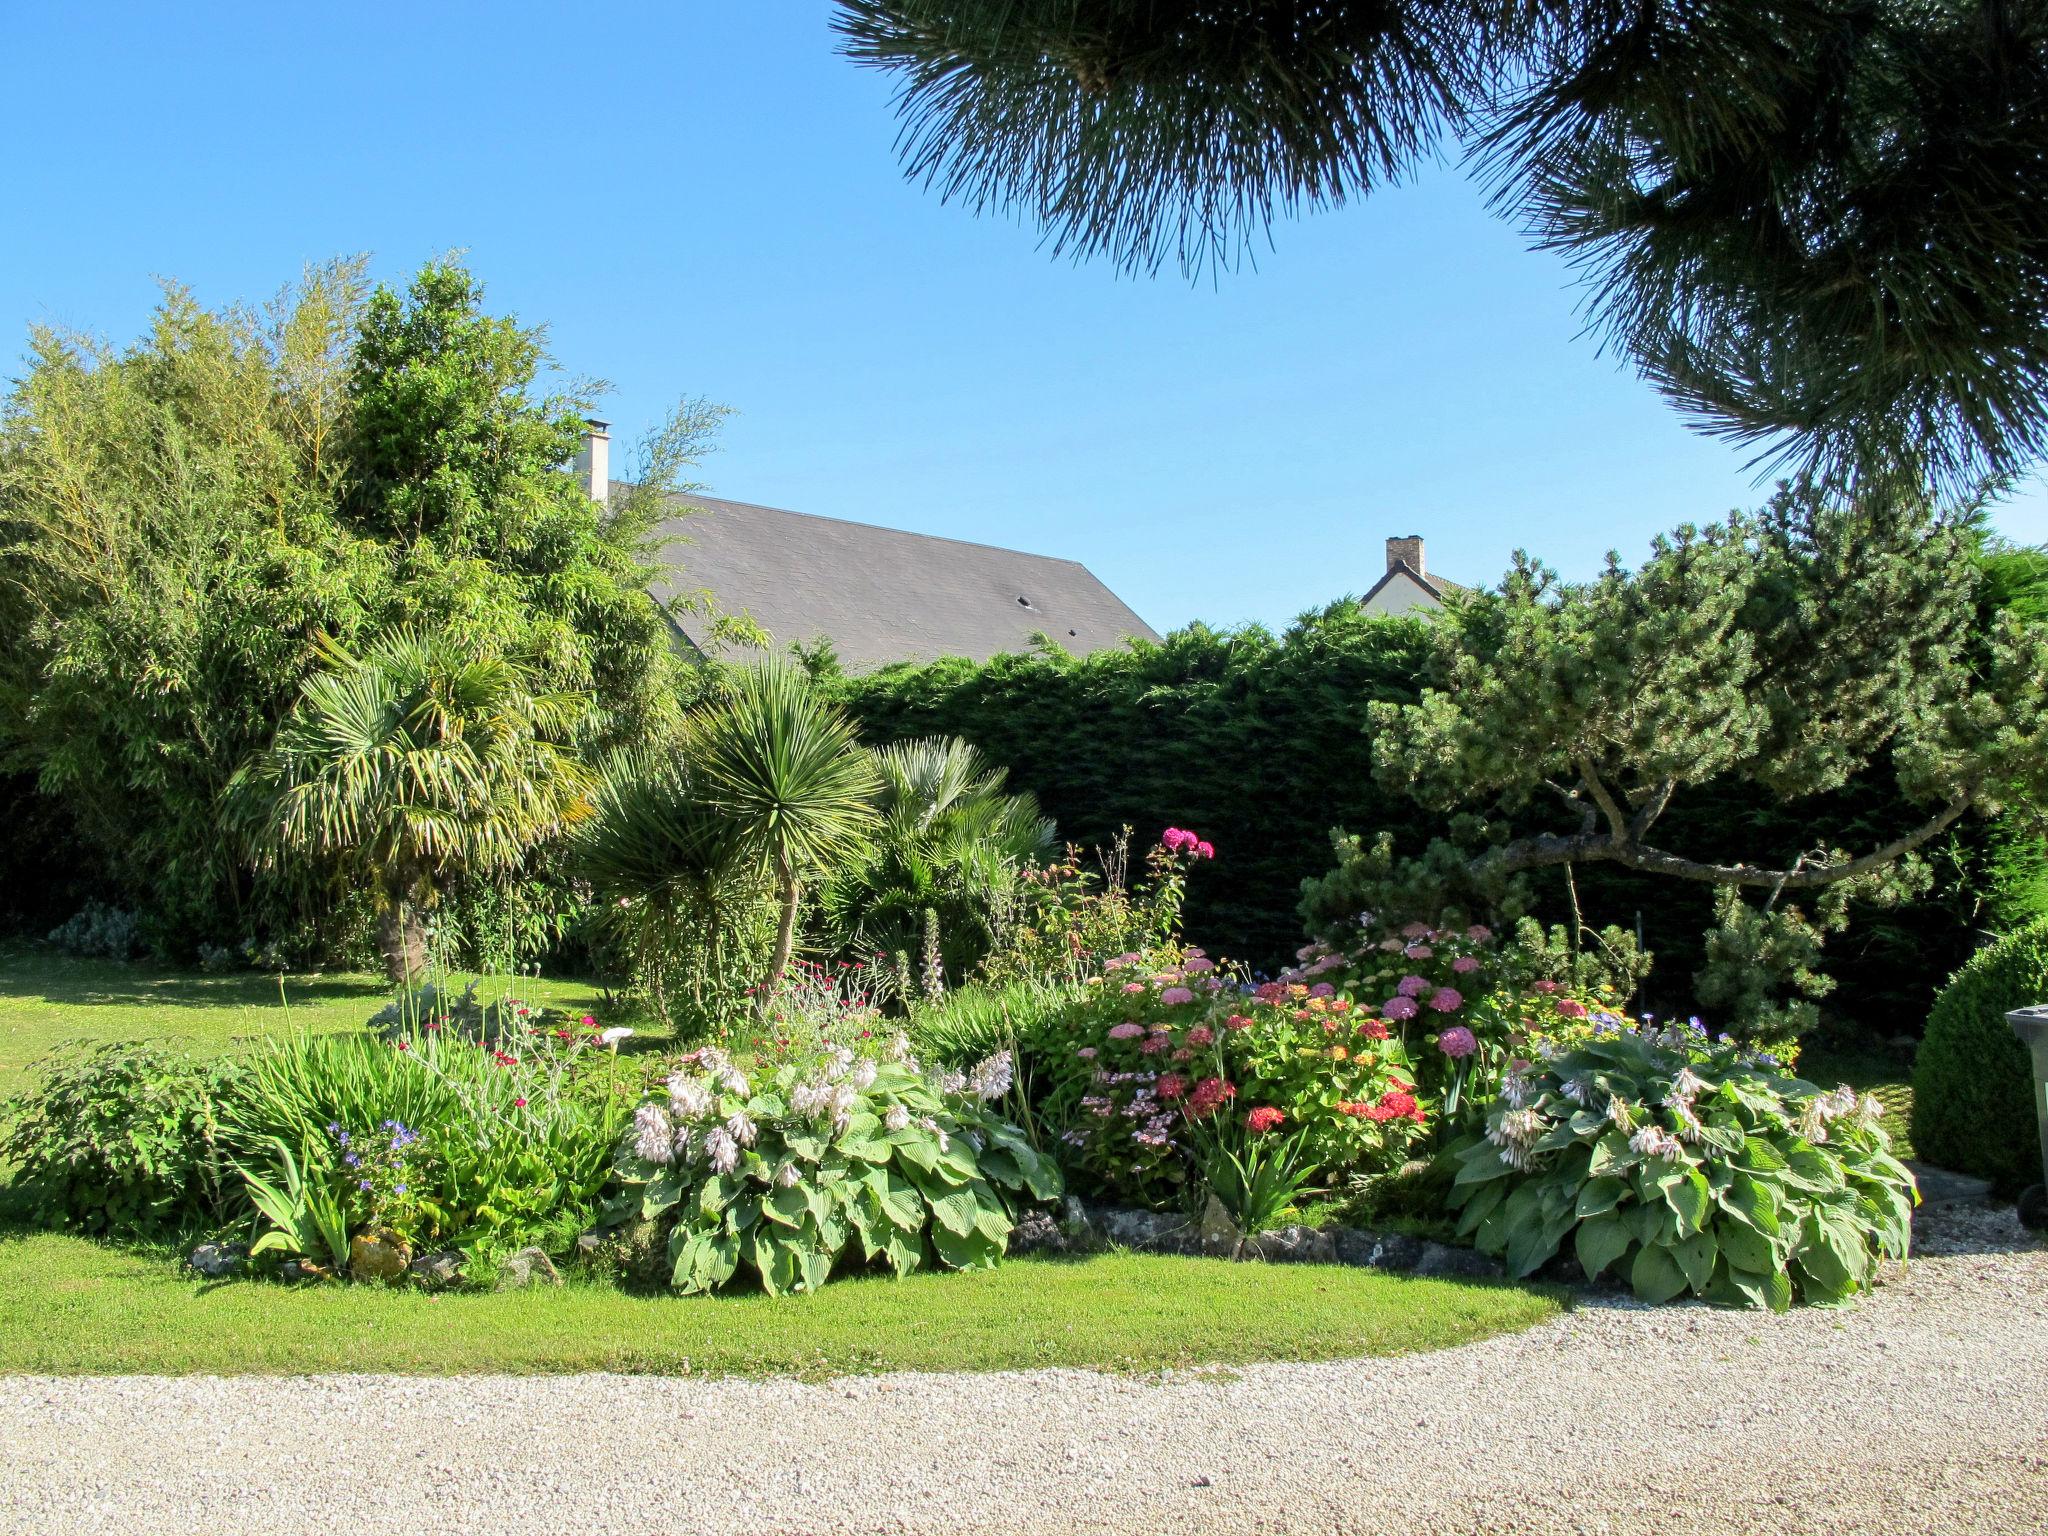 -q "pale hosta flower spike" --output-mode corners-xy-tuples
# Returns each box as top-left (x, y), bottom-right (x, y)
(633, 1103), (676, 1165)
